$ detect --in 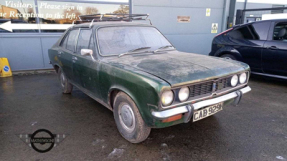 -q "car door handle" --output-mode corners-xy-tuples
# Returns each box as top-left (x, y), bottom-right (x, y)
(267, 46), (278, 50)
(58, 51), (62, 56)
(72, 56), (78, 63)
